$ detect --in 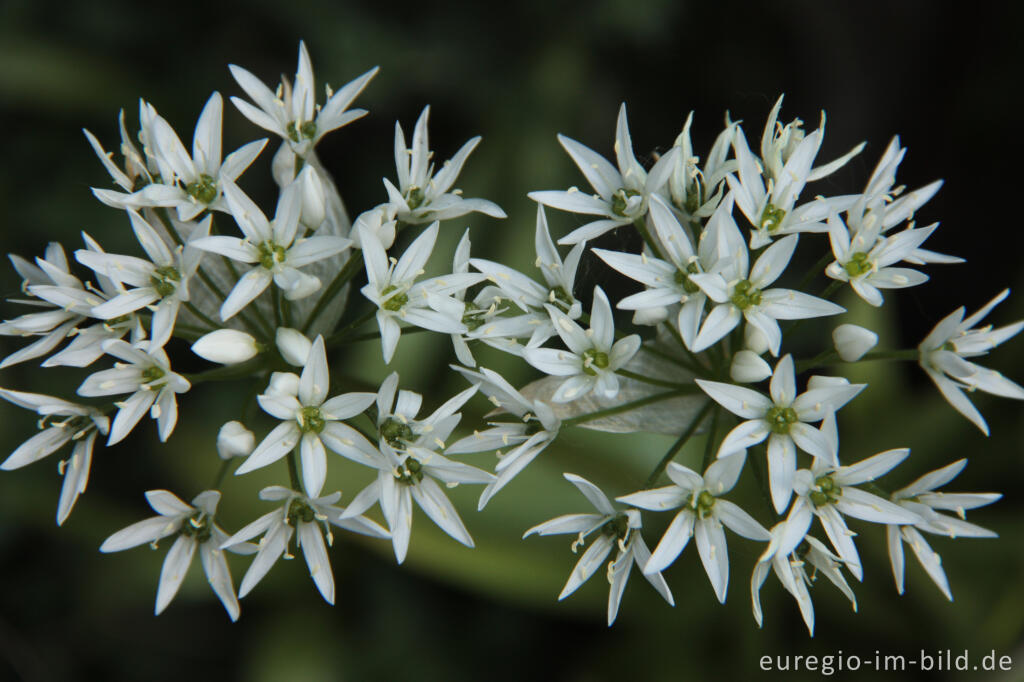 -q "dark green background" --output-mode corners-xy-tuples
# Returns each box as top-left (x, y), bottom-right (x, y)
(1, 1), (1022, 680)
